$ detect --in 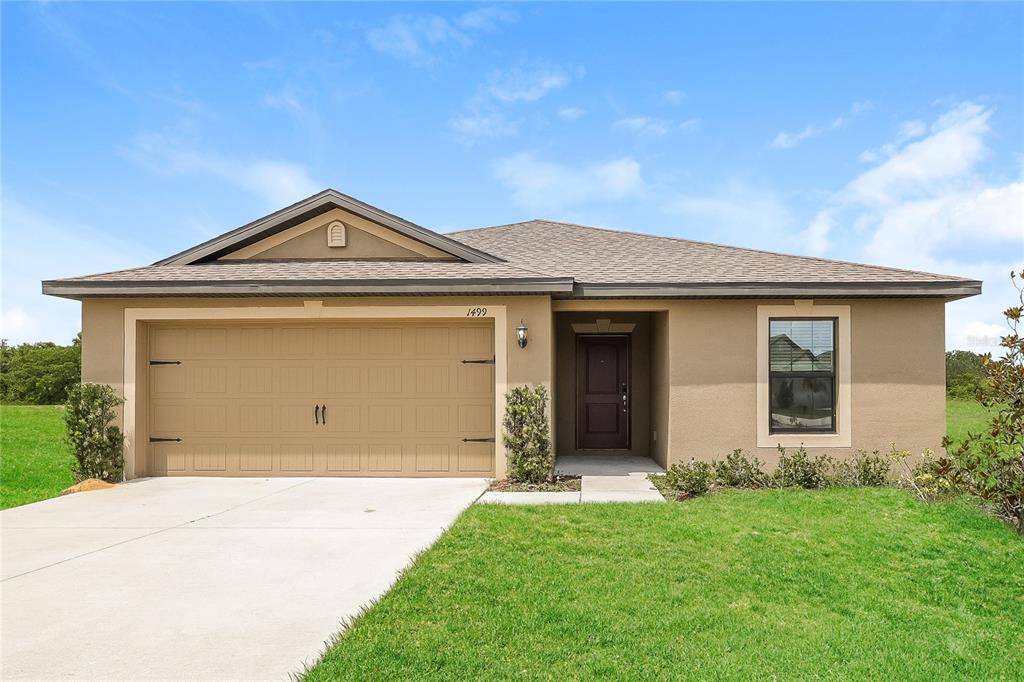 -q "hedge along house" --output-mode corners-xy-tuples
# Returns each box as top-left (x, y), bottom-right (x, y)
(43, 189), (981, 480)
